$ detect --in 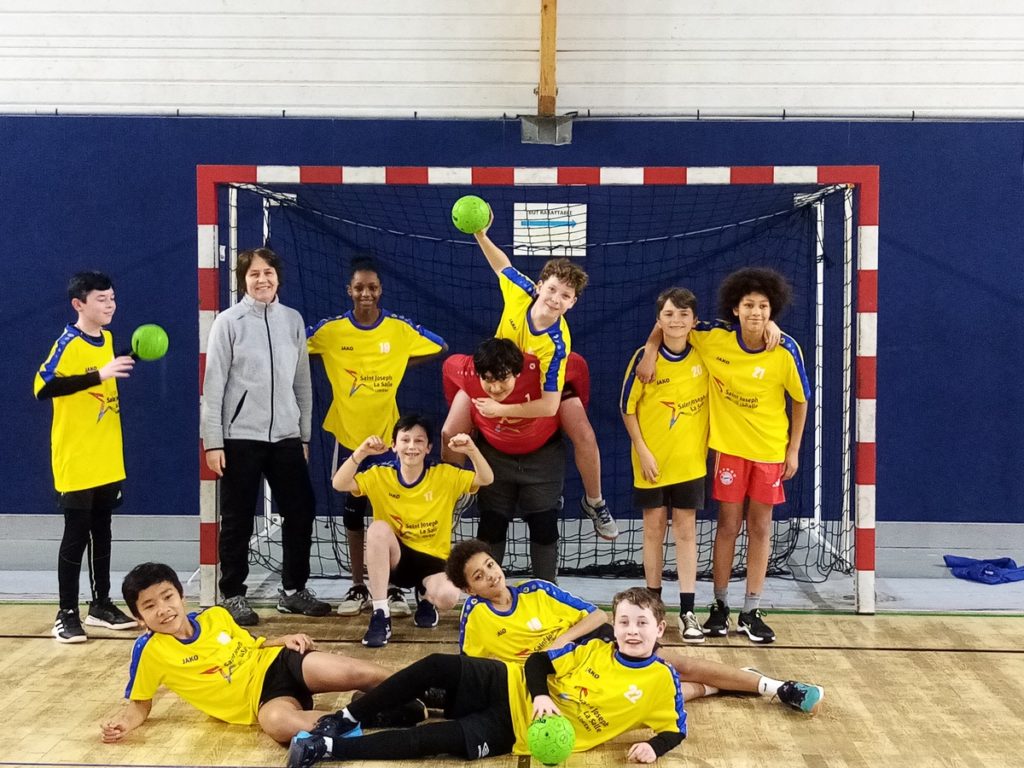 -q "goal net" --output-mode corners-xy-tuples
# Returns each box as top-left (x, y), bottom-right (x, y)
(201, 166), (869, 605)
